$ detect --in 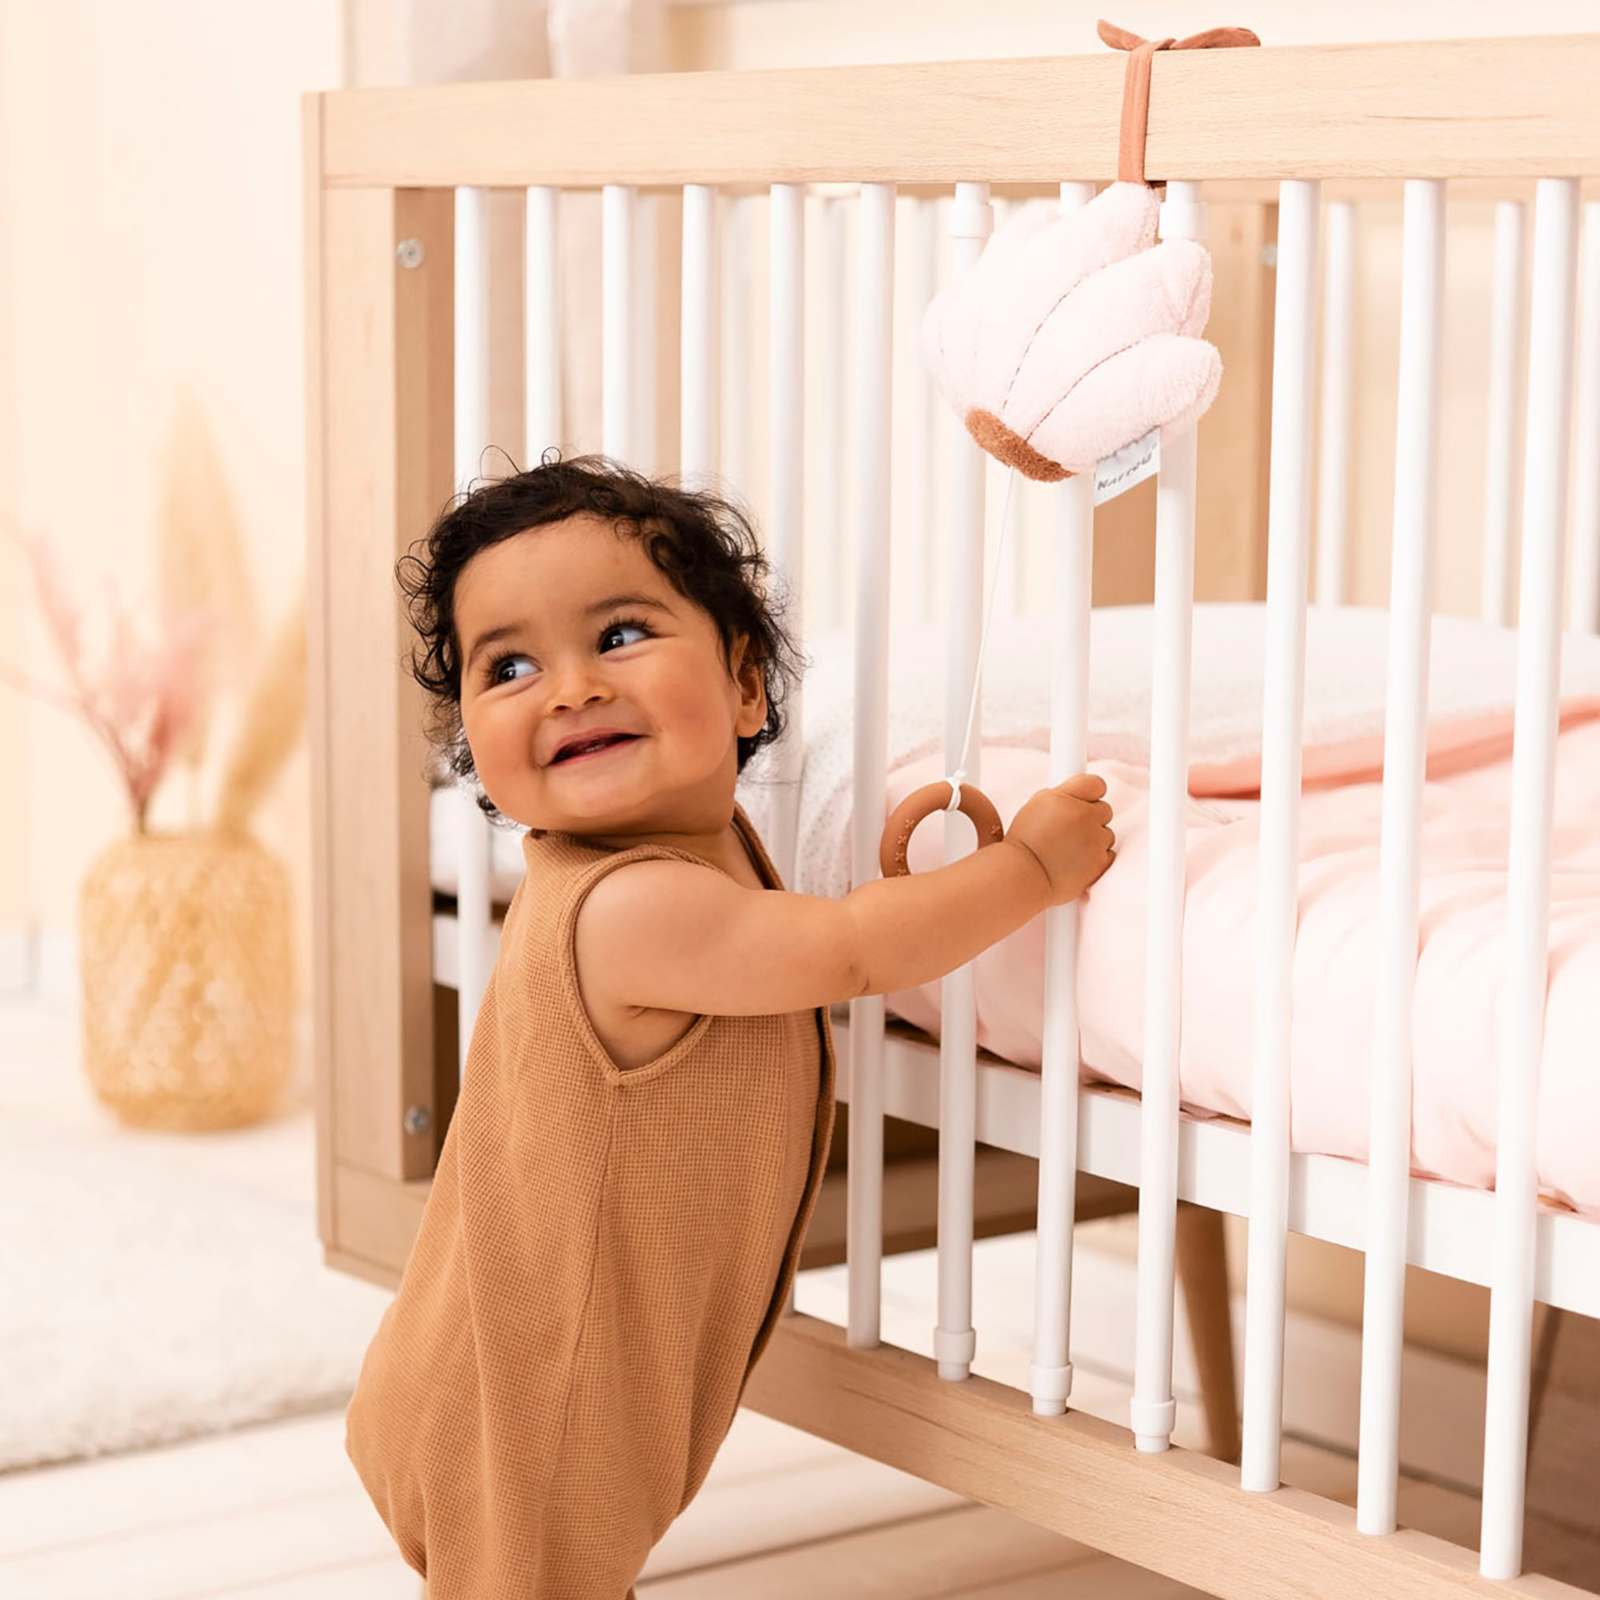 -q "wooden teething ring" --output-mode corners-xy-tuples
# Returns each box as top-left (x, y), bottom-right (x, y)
(879, 781), (1006, 879)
